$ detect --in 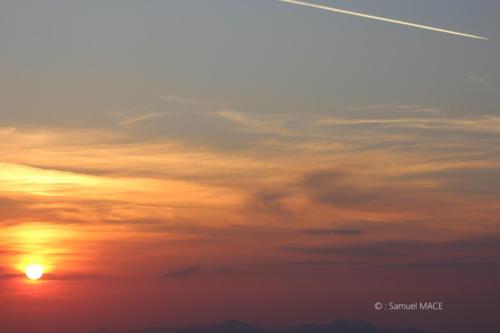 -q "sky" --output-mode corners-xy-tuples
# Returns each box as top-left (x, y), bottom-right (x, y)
(0, 1), (500, 333)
